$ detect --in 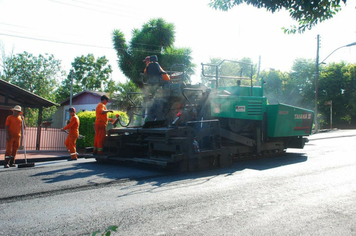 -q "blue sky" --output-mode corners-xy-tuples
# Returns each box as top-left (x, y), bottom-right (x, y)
(0, 0), (355, 84)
